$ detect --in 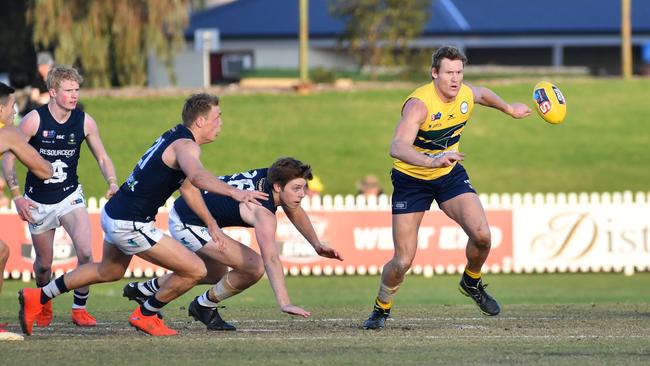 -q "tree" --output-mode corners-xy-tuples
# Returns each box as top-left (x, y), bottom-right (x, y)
(329, 0), (430, 80)
(0, 0), (34, 87)
(28, 0), (189, 87)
